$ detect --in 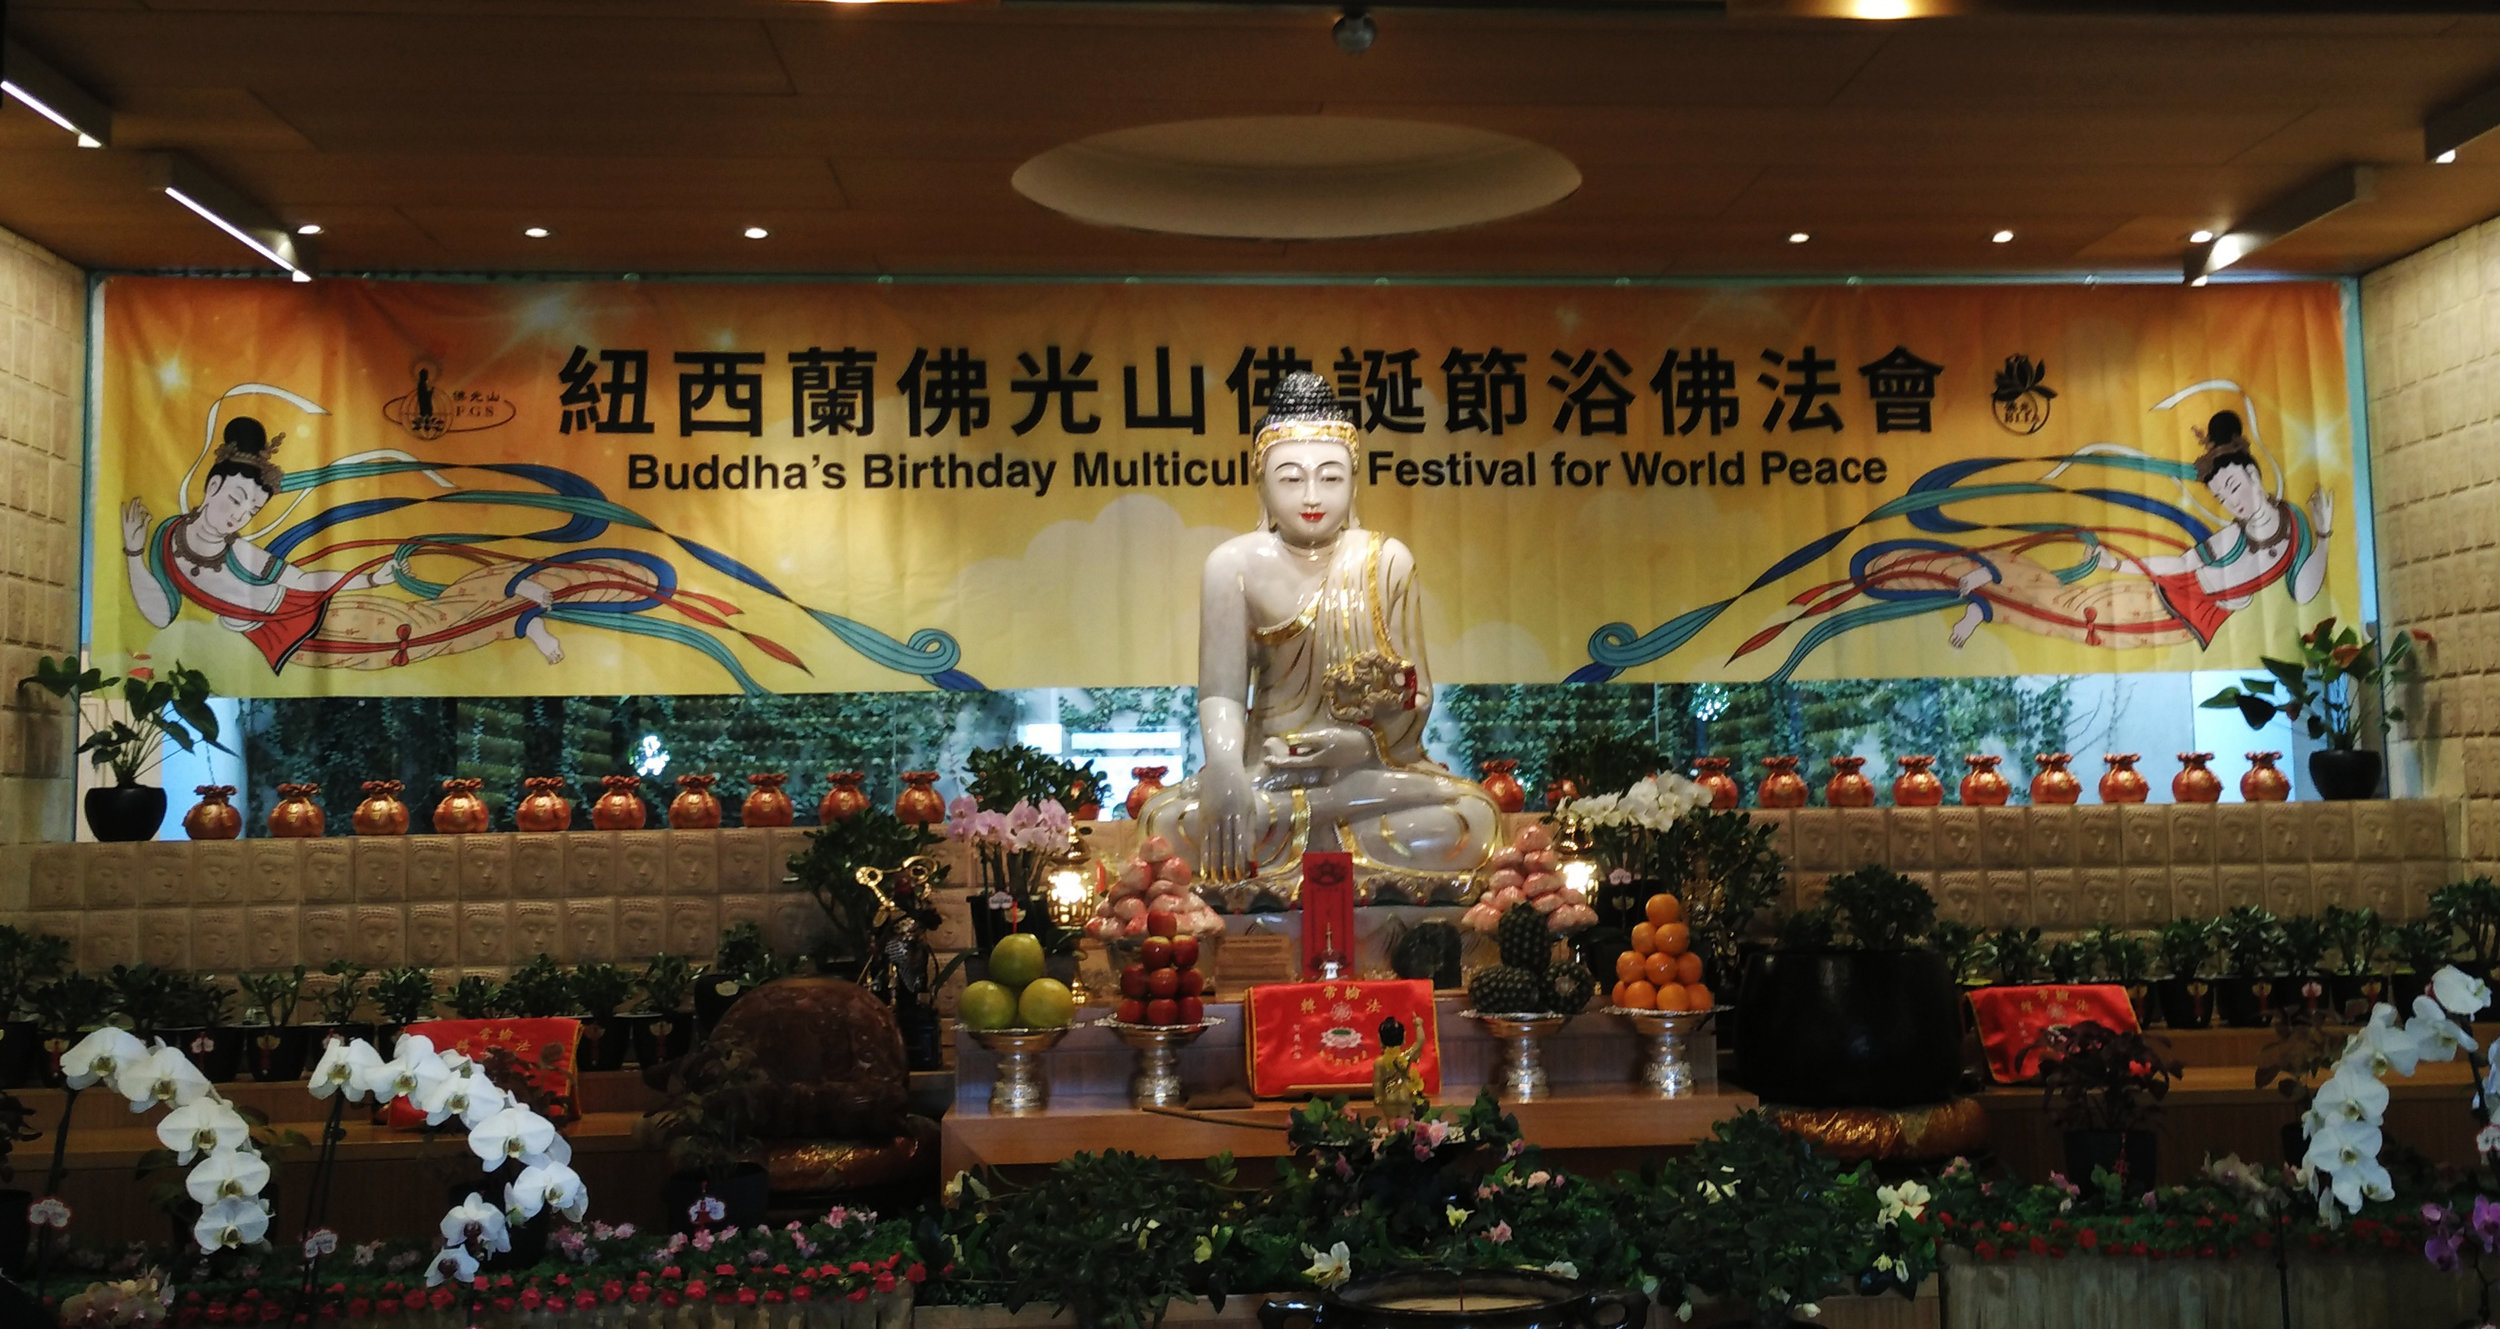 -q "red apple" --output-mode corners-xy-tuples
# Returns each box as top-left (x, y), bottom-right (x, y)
(1145, 998), (1180, 1026)
(1178, 969), (1204, 997)
(1141, 937), (1174, 970)
(1147, 967), (1181, 998)
(1171, 936), (1200, 968)
(1119, 964), (1149, 999)
(1115, 999), (1146, 1024)
(1146, 908), (1179, 939)
(1177, 996), (1205, 1025)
